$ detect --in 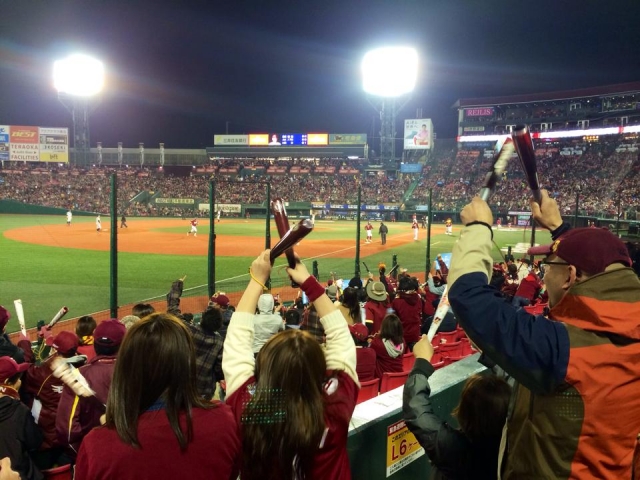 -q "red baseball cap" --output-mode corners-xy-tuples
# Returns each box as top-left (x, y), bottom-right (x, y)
(46, 331), (79, 355)
(0, 306), (9, 331)
(0, 356), (29, 384)
(94, 319), (126, 347)
(528, 228), (631, 275)
(210, 294), (229, 307)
